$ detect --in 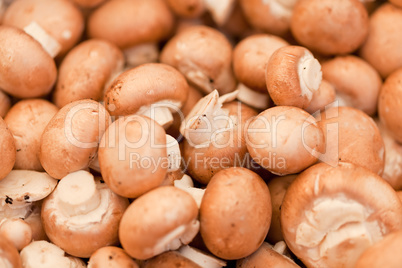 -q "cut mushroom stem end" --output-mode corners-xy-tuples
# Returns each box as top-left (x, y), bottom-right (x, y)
(136, 104), (176, 130)
(166, 134), (181, 172)
(174, 175), (205, 208)
(178, 245), (227, 268)
(236, 83), (270, 110)
(298, 54), (322, 102)
(203, 0), (236, 26)
(23, 21), (61, 58)
(124, 43), (159, 68)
